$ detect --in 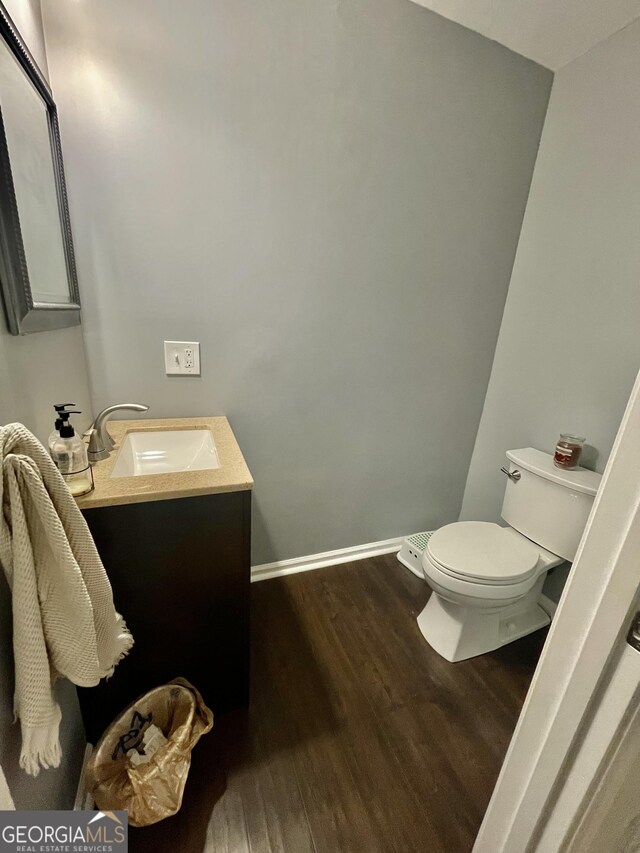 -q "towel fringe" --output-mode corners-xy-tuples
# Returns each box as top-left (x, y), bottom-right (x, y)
(20, 722), (62, 777)
(104, 615), (134, 680)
